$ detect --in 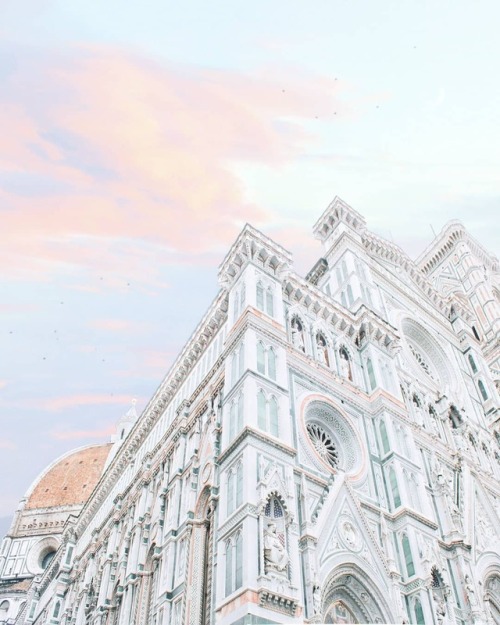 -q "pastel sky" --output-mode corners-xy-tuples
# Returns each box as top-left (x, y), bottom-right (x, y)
(1, 0), (499, 528)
